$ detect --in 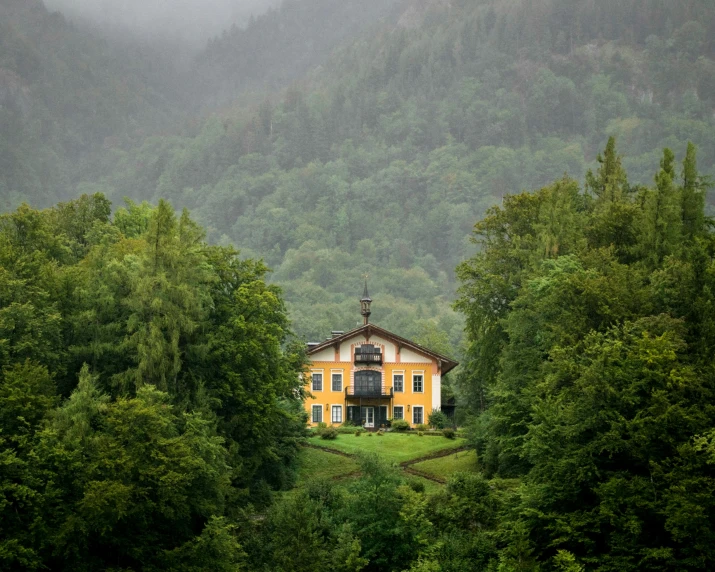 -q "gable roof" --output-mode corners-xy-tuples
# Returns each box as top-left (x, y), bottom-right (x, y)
(307, 323), (459, 375)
